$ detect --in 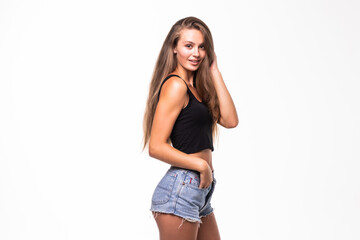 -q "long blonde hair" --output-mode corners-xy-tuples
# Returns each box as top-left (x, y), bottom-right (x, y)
(142, 16), (220, 150)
